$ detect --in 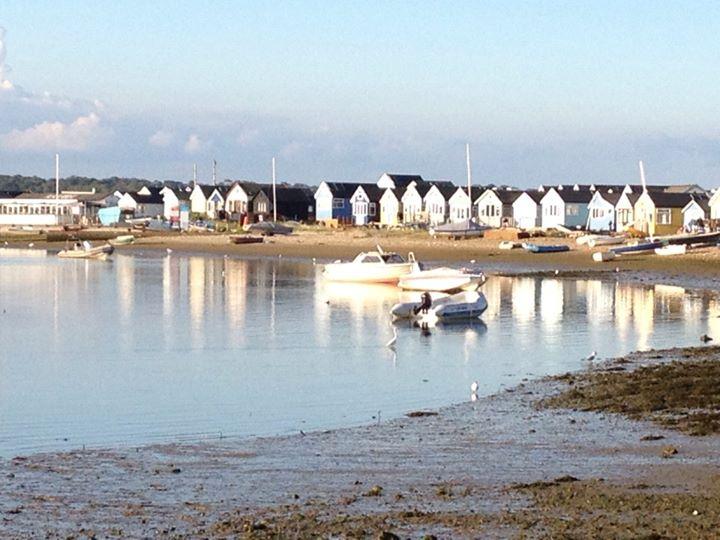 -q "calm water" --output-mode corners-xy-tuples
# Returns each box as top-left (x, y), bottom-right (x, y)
(0, 249), (717, 456)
